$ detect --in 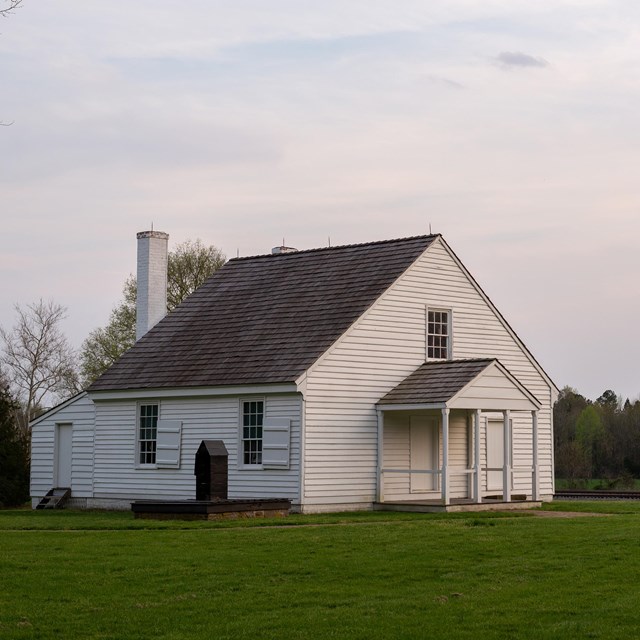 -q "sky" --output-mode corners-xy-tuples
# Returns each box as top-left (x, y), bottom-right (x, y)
(1, 0), (639, 402)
